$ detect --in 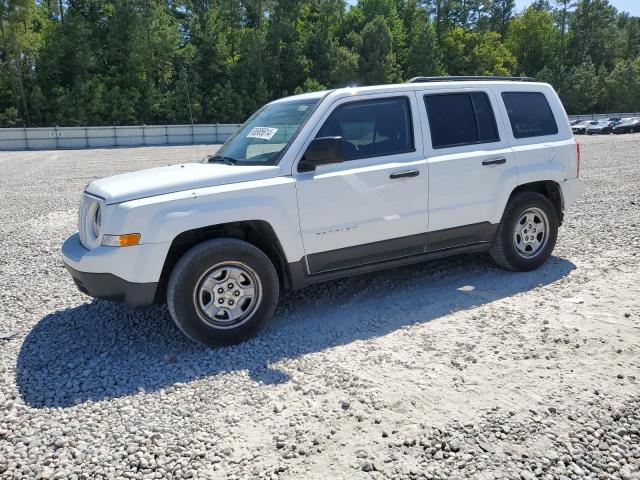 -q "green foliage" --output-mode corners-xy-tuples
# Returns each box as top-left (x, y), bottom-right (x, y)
(557, 59), (601, 114)
(567, 0), (617, 69)
(507, 7), (557, 75)
(294, 78), (327, 94)
(359, 16), (399, 84)
(442, 27), (515, 76)
(0, 0), (639, 127)
(405, 19), (445, 78)
(602, 59), (640, 111)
